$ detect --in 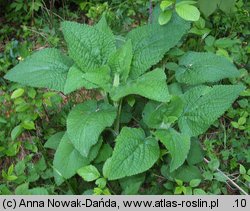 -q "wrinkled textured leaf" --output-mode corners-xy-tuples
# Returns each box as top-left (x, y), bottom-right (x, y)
(127, 13), (190, 79)
(108, 40), (133, 82)
(110, 68), (170, 102)
(176, 52), (240, 85)
(179, 85), (245, 136)
(95, 15), (114, 38)
(155, 129), (190, 172)
(61, 21), (116, 71)
(103, 127), (160, 180)
(4, 48), (73, 92)
(67, 100), (116, 157)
